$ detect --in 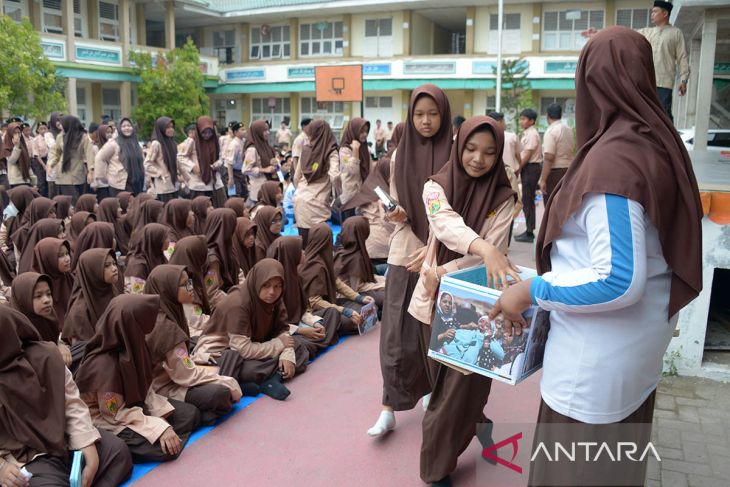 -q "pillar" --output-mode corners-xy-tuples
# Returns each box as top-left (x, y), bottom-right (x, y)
(66, 78), (78, 118)
(401, 89), (410, 120)
(120, 0), (130, 65)
(465, 6), (476, 55)
(88, 0), (99, 39)
(165, 0), (176, 49)
(121, 81), (132, 117)
(241, 94), (251, 125)
(63, 0), (76, 61)
(91, 83), (103, 123)
(605, 0), (616, 27)
(464, 90), (474, 118)
(27, 0), (42, 31)
(694, 12), (717, 151)
(290, 92), (300, 130)
(342, 14), (351, 58)
(289, 18), (299, 60)
(682, 39), (702, 129)
(403, 10), (411, 56)
(136, 2), (147, 46)
(236, 22), (247, 63)
(531, 3), (542, 54)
